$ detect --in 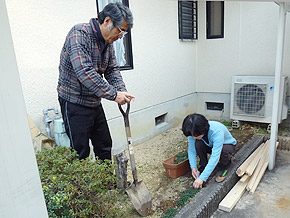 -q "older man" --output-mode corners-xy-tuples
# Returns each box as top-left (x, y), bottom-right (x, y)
(57, 2), (134, 160)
